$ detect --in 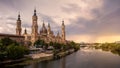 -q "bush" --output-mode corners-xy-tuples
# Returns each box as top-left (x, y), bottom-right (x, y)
(0, 38), (29, 61)
(34, 39), (45, 48)
(74, 45), (80, 51)
(0, 51), (7, 61)
(6, 44), (29, 59)
(97, 43), (120, 55)
(0, 37), (17, 46)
